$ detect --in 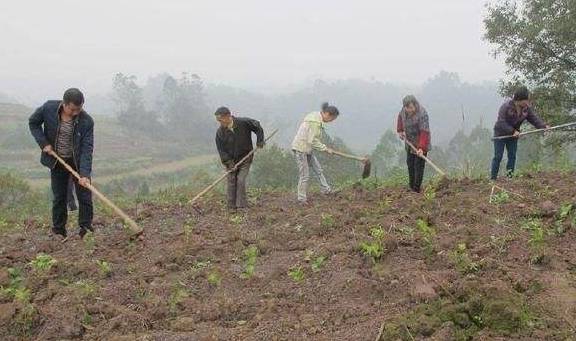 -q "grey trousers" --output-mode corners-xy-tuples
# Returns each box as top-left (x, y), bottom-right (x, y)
(294, 151), (331, 202)
(227, 161), (251, 209)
